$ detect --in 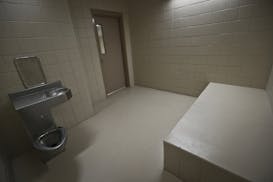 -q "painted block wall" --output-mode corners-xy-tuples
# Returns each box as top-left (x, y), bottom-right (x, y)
(0, 146), (13, 182)
(0, 0), (94, 156)
(129, 0), (273, 96)
(0, 152), (9, 182)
